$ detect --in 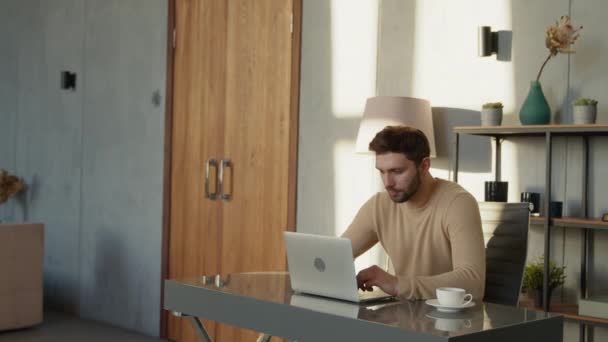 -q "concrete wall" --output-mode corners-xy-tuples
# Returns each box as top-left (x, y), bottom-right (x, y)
(0, 0), (167, 336)
(298, 0), (608, 340)
(0, 1), (20, 220)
